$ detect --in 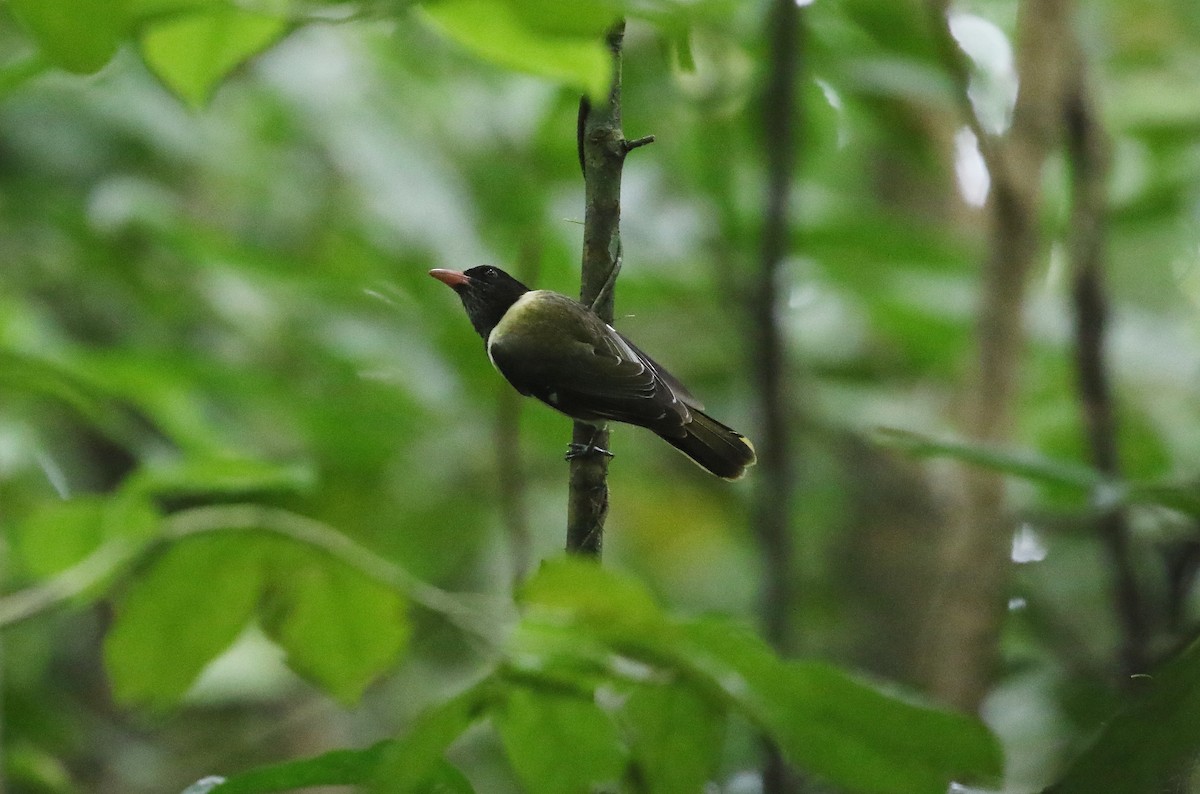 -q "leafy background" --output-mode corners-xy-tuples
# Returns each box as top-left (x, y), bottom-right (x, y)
(3, 0), (1200, 792)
